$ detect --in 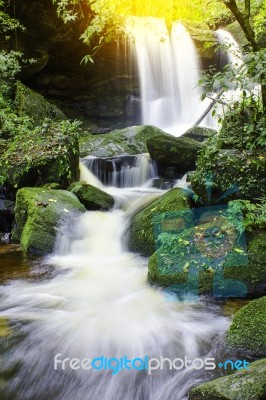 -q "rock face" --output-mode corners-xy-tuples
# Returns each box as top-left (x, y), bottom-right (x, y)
(182, 127), (216, 142)
(147, 132), (202, 174)
(189, 359), (266, 400)
(0, 120), (79, 189)
(68, 182), (114, 211)
(15, 82), (66, 125)
(79, 125), (166, 157)
(13, 188), (85, 255)
(227, 296), (266, 356)
(148, 227), (266, 298)
(128, 188), (192, 256)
